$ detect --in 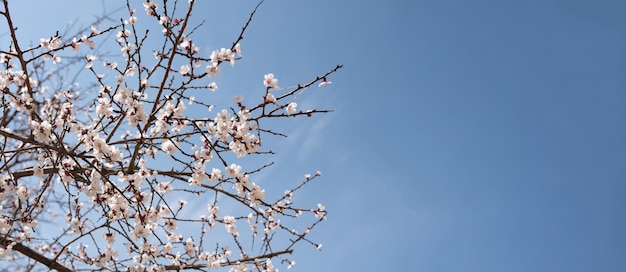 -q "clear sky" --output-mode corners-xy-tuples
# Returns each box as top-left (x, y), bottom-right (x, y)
(3, 0), (626, 271)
